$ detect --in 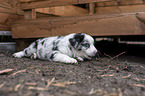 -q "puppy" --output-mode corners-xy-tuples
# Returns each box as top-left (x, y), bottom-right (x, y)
(13, 33), (97, 63)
